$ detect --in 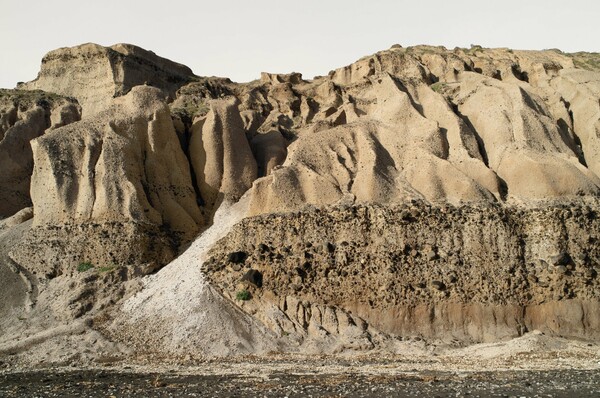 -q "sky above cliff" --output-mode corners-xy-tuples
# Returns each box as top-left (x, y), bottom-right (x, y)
(1, 0), (599, 88)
